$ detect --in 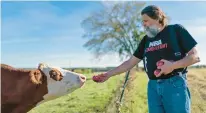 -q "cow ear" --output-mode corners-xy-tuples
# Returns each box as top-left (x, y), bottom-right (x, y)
(38, 63), (44, 70)
(30, 70), (43, 84)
